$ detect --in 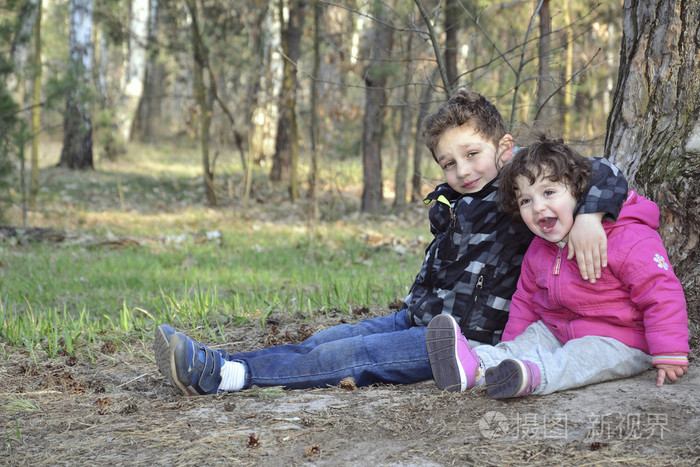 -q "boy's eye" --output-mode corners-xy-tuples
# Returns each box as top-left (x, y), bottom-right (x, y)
(544, 189), (555, 196)
(465, 151), (477, 158)
(442, 161), (455, 169)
